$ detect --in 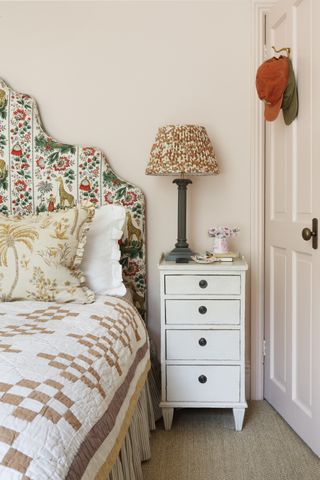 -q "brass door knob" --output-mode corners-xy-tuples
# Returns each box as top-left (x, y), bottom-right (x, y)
(301, 218), (318, 249)
(302, 228), (313, 241)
